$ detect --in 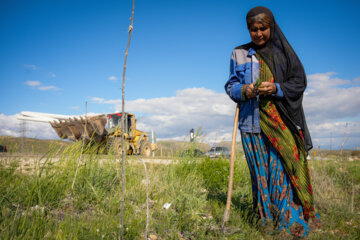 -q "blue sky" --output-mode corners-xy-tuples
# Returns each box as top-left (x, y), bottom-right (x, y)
(1, 0), (360, 149)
